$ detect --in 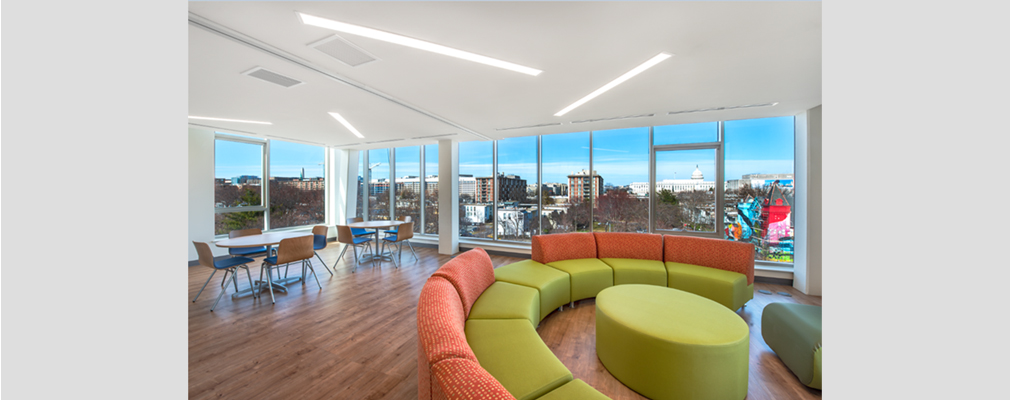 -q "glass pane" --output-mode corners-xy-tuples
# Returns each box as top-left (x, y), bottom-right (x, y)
(541, 132), (591, 234)
(459, 141), (493, 238)
(215, 211), (264, 235)
(269, 140), (325, 229)
(654, 121), (718, 145)
(496, 136), (537, 242)
(356, 151), (364, 219)
(593, 127), (650, 233)
(215, 139), (262, 208)
(368, 149), (391, 220)
(724, 116), (795, 263)
(424, 144), (439, 235)
(655, 149), (716, 232)
(395, 146), (422, 233)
